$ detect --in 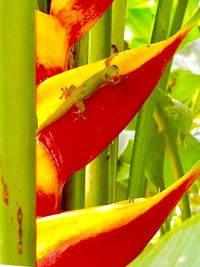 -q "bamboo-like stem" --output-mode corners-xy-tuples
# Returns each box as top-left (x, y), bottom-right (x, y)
(158, 0), (189, 90)
(128, 0), (174, 198)
(85, 9), (112, 207)
(109, 0), (127, 202)
(77, 34), (89, 66)
(155, 0), (191, 220)
(155, 103), (191, 219)
(70, 169), (86, 209)
(67, 35), (89, 210)
(170, 0), (189, 36)
(0, 2), (36, 266)
(128, 0), (191, 219)
(112, 0), (127, 52)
